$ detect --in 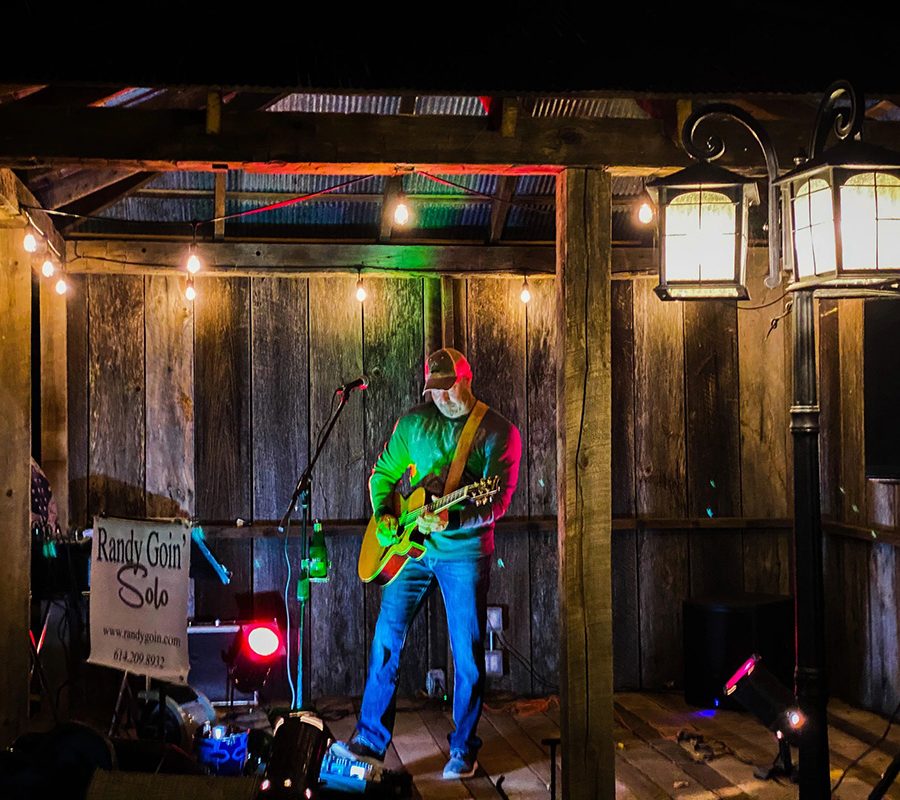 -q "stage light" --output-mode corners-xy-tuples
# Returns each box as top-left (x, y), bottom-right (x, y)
(355, 275), (367, 302)
(724, 654), (802, 780)
(186, 251), (202, 274)
(41, 259), (56, 277)
(54, 277), (68, 295)
(185, 278), (197, 302)
(225, 621), (285, 694)
(248, 625), (280, 658)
